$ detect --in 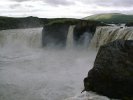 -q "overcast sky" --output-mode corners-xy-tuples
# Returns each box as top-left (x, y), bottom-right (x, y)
(0, 0), (133, 18)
